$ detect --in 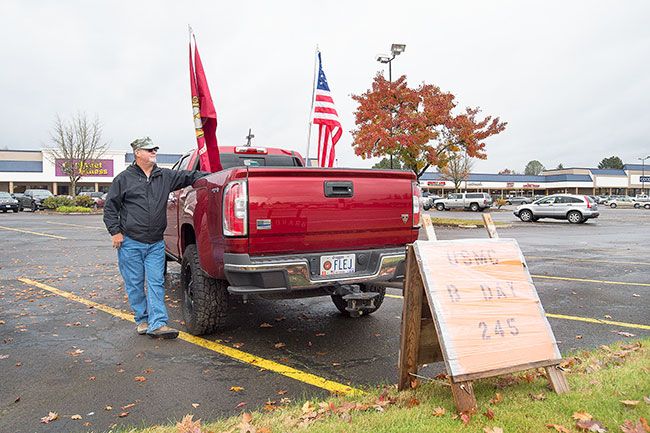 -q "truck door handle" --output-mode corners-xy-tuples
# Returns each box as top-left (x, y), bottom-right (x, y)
(324, 181), (353, 198)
